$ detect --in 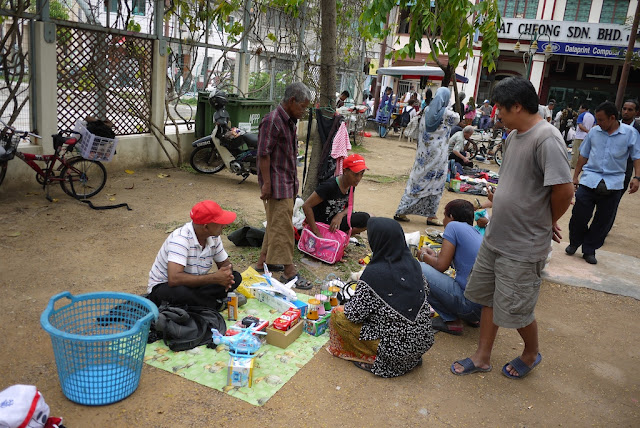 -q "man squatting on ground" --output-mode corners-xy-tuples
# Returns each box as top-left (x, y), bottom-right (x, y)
(566, 101), (640, 265)
(451, 76), (574, 379)
(147, 200), (242, 310)
(254, 82), (313, 288)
